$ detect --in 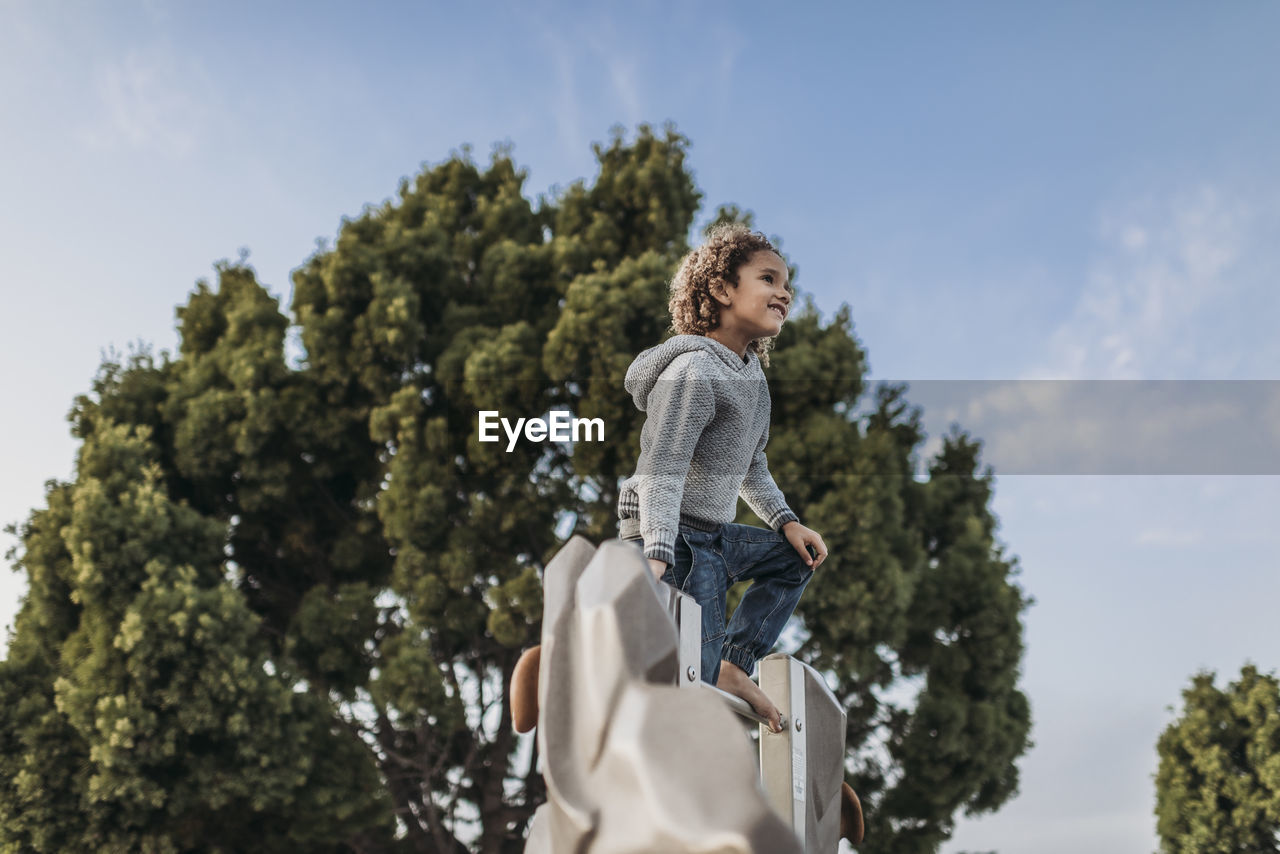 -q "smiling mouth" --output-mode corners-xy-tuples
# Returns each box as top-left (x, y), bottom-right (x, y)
(768, 305), (786, 320)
